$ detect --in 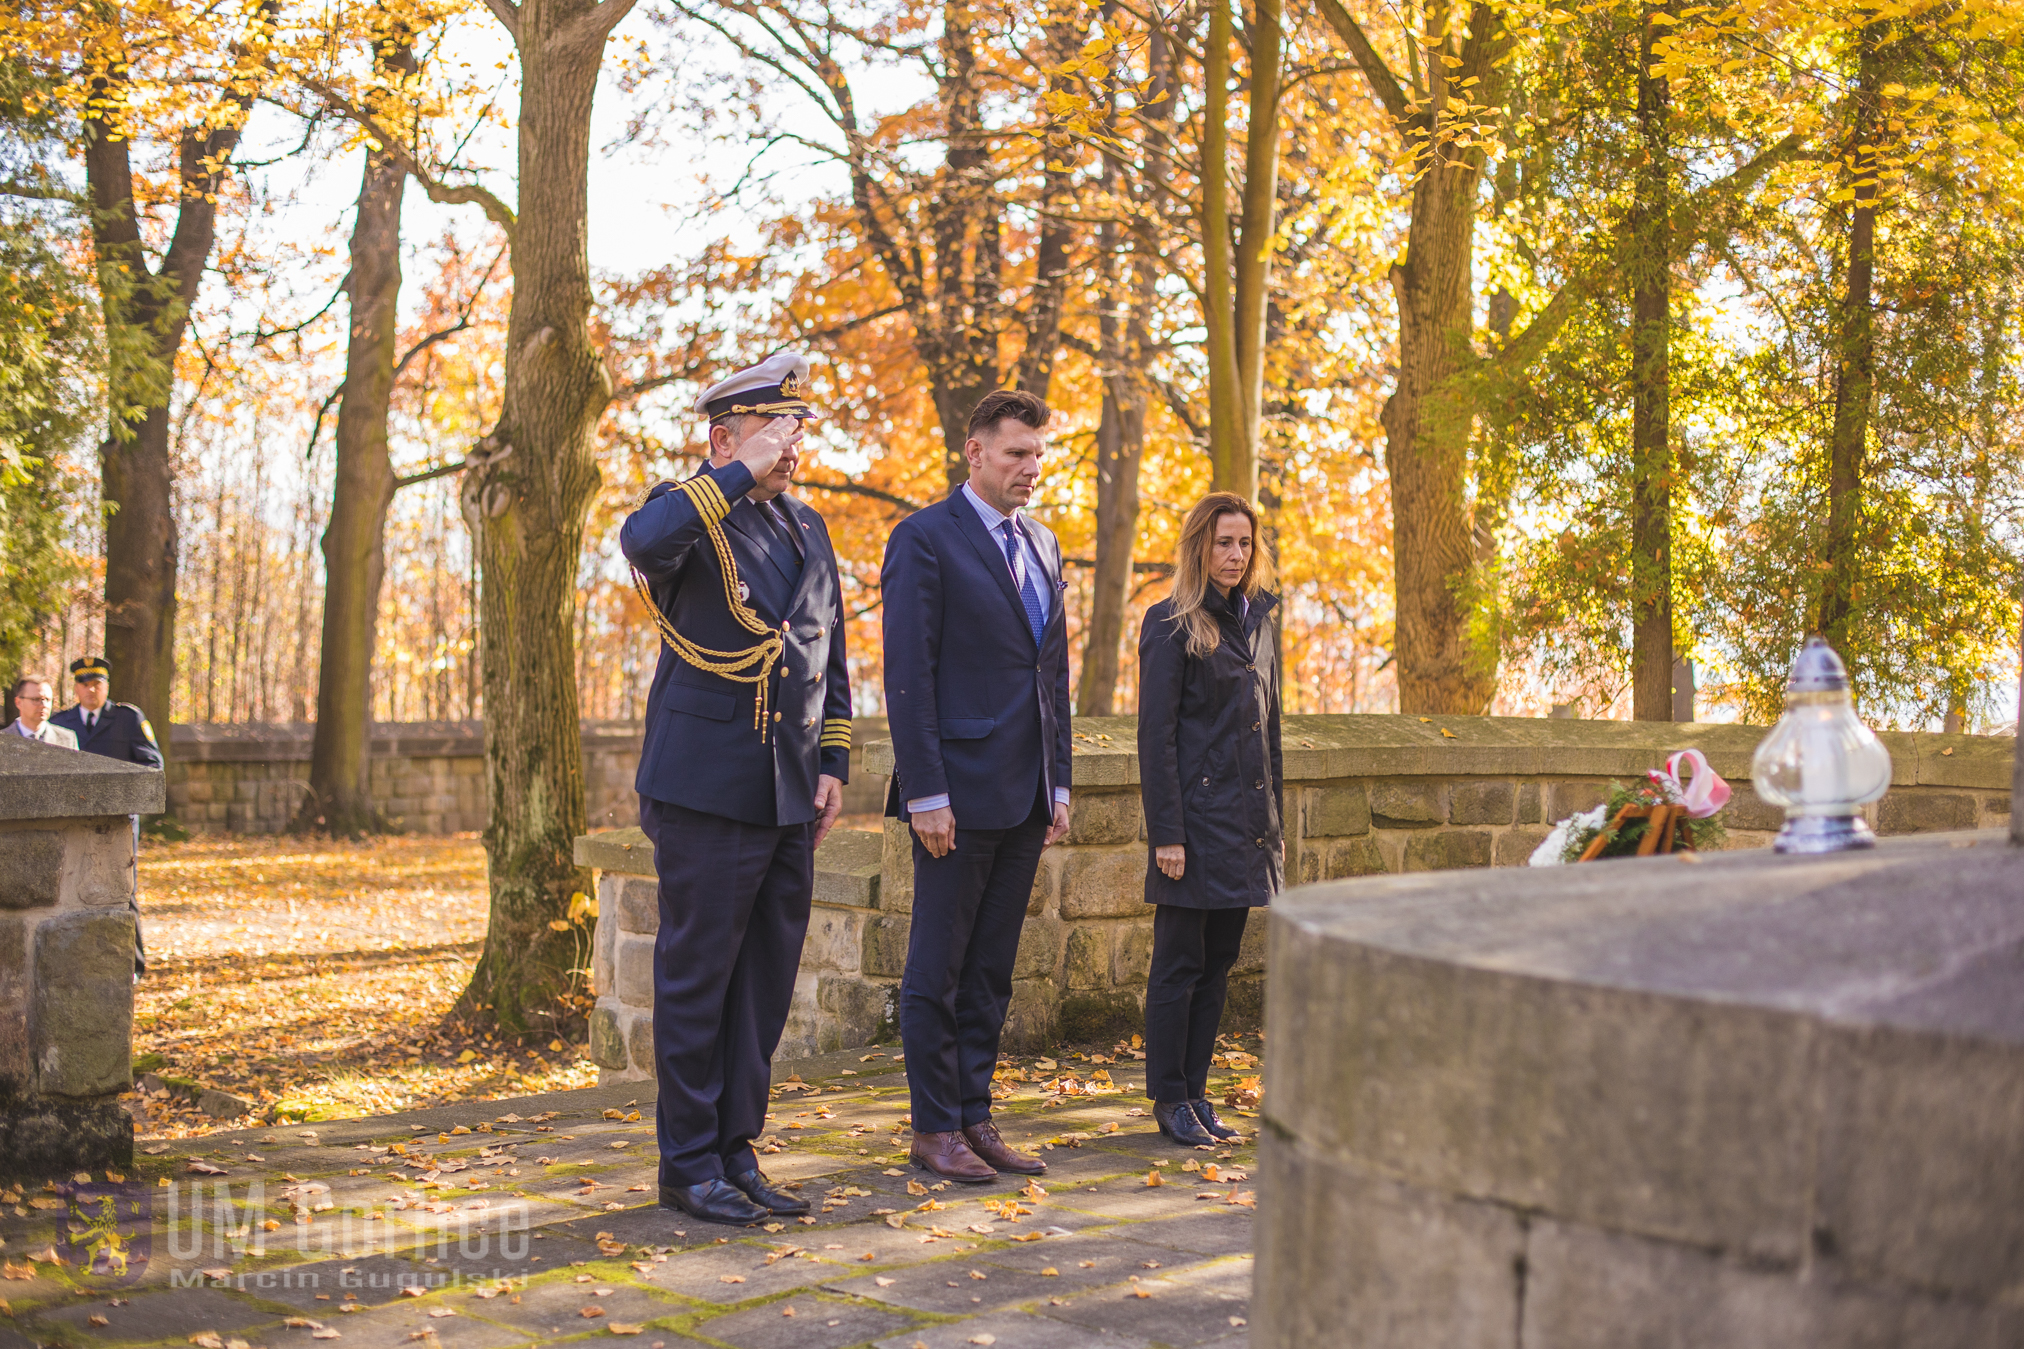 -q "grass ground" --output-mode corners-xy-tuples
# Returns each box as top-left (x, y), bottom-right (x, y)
(130, 834), (599, 1140)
